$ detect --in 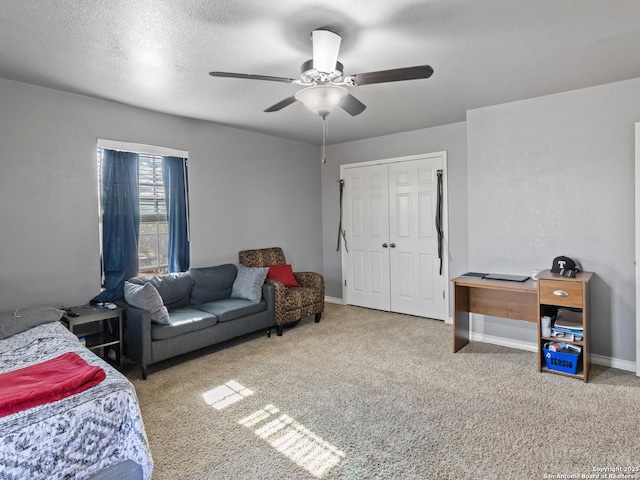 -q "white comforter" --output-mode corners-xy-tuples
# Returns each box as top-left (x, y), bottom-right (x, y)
(0, 321), (153, 479)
